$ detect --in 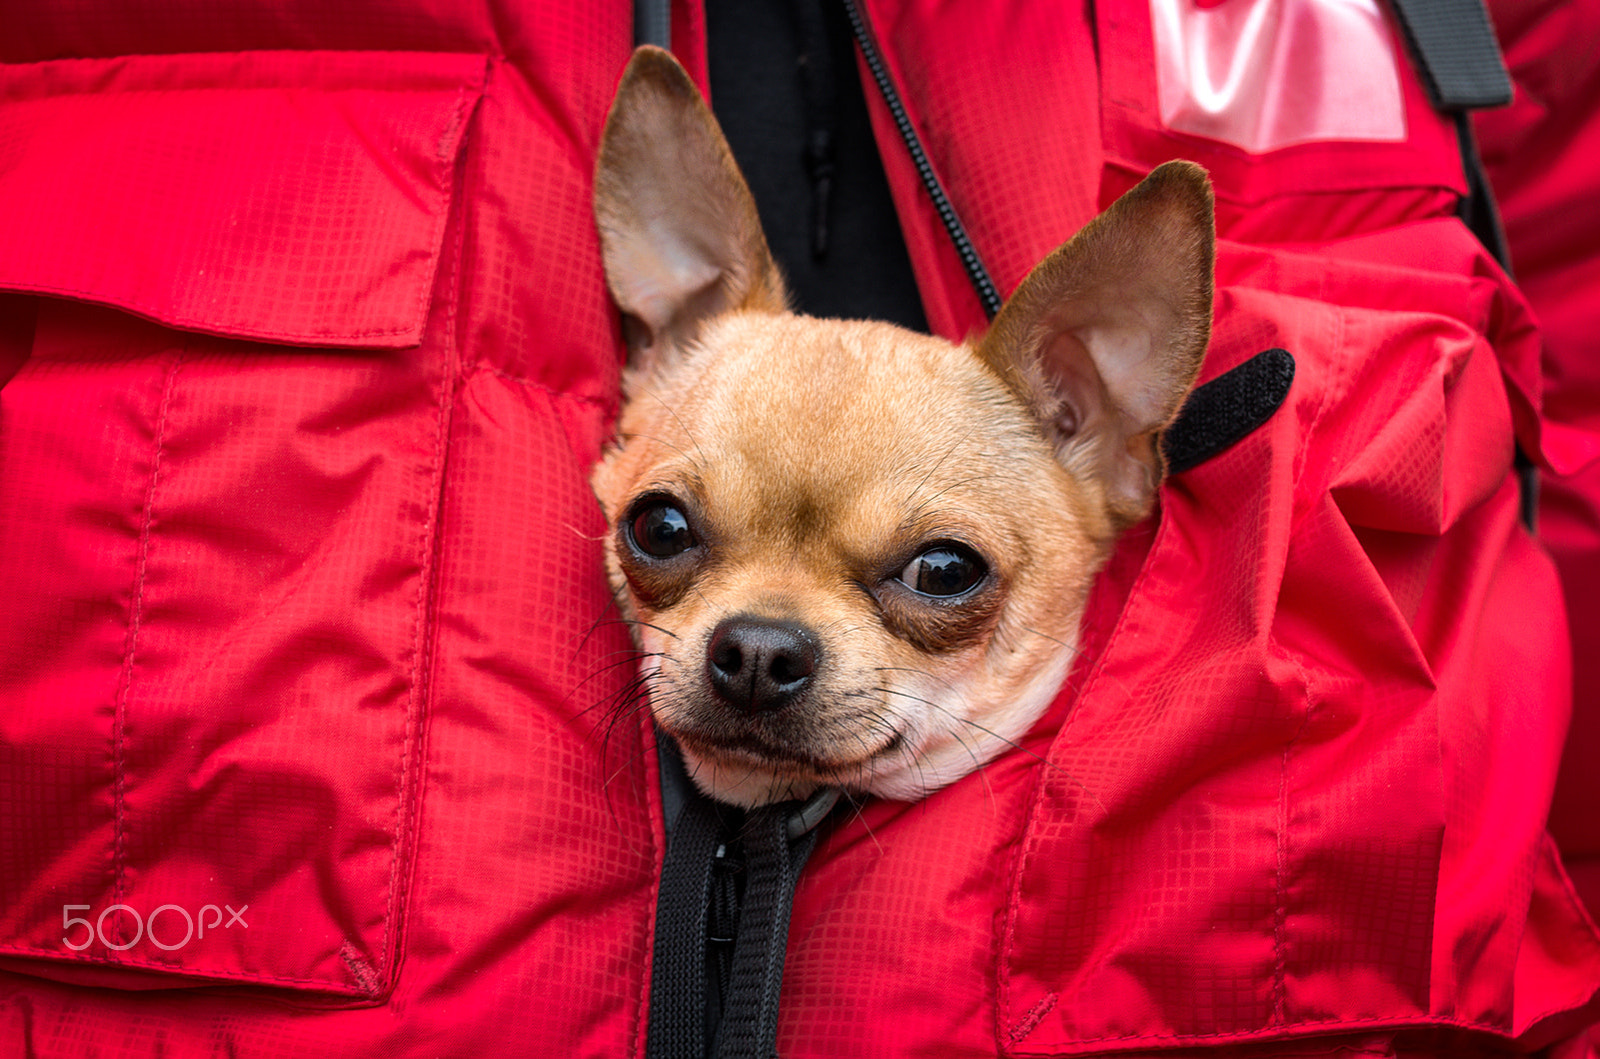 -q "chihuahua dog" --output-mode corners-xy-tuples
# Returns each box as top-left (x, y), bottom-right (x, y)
(590, 47), (1213, 809)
